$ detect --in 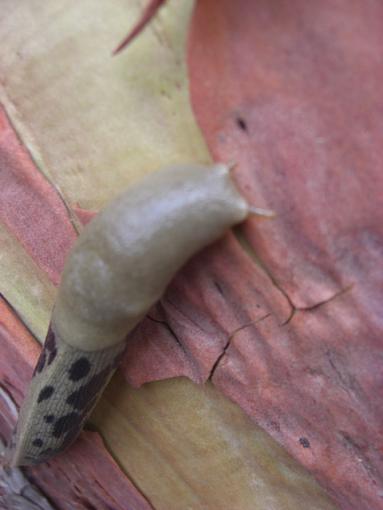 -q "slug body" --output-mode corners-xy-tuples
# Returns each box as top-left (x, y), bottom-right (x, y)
(9, 163), (252, 466)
